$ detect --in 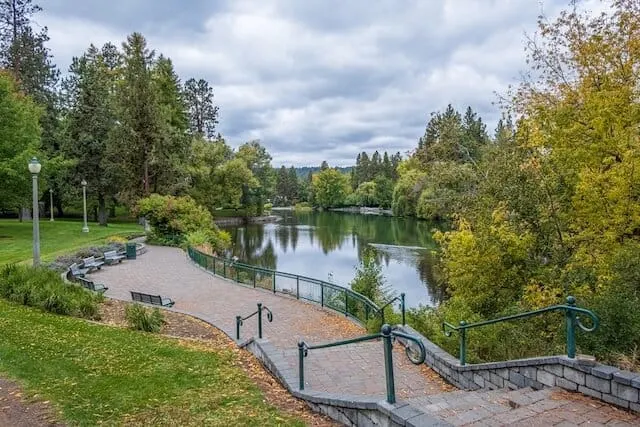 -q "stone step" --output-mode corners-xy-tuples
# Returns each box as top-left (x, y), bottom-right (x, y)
(408, 387), (640, 426)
